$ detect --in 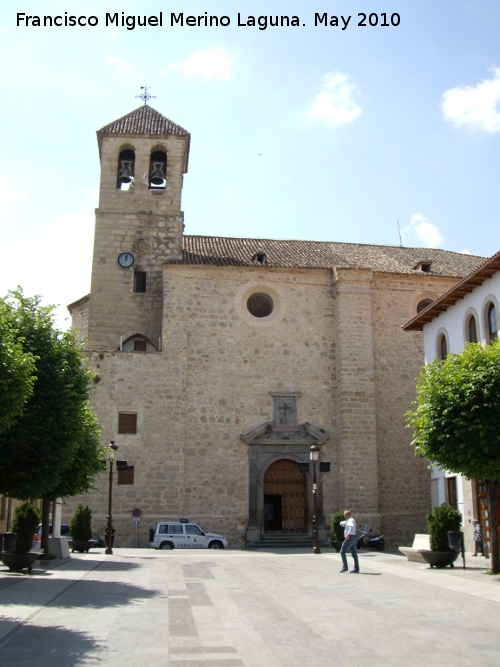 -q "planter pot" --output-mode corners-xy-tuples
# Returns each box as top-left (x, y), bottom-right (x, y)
(419, 550), (460, 568)
(330, 540), (343, 552)
(68, 540), (97, 553)
(1, 552), (39, 572)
